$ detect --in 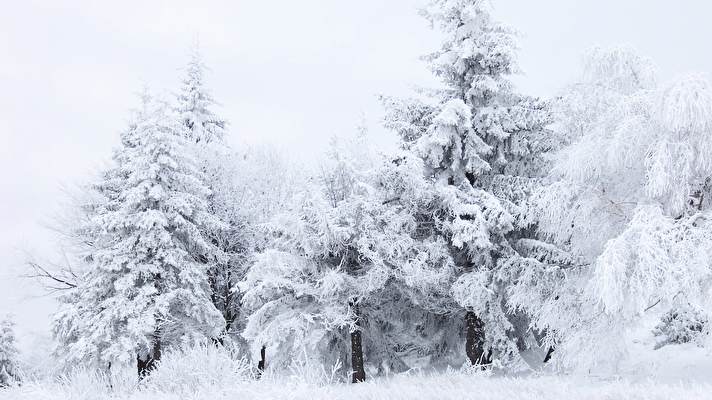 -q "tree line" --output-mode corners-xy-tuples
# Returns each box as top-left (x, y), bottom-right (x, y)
(25, 0), (712, 383)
